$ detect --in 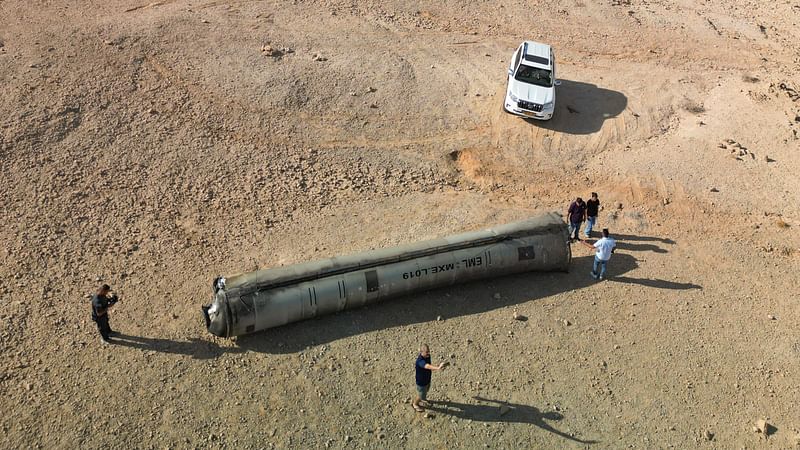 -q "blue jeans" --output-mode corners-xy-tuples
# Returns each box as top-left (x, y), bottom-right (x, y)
(569, 221), (582, 240)
(584, 216), (597, 237)
(592, 256), (609, 279)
